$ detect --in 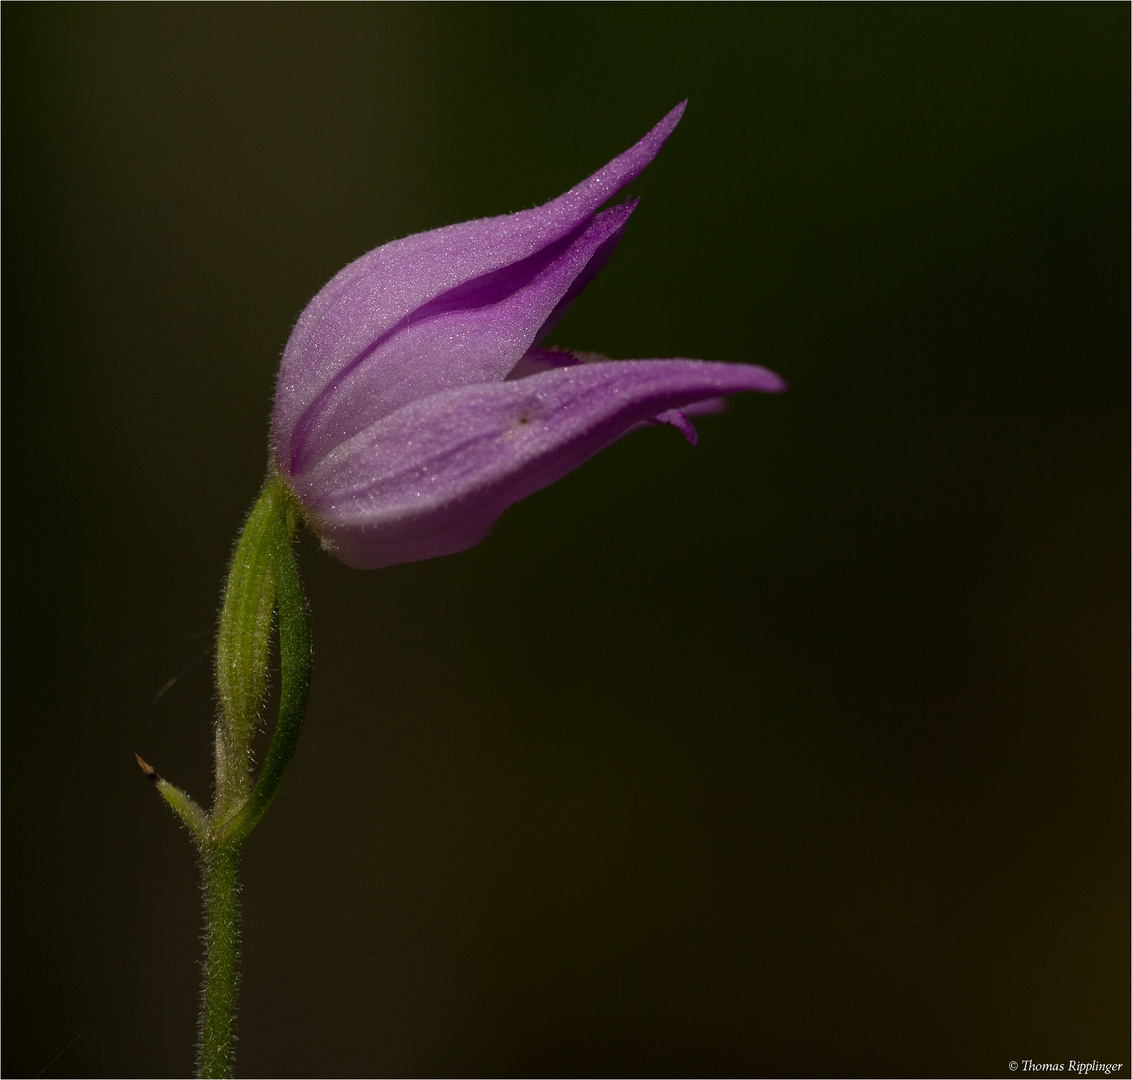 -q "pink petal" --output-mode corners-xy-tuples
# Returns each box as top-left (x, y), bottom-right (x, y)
(274, 103), (687, 471)
(284, 202), (637, 474)
(294, 357), (785, 569)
